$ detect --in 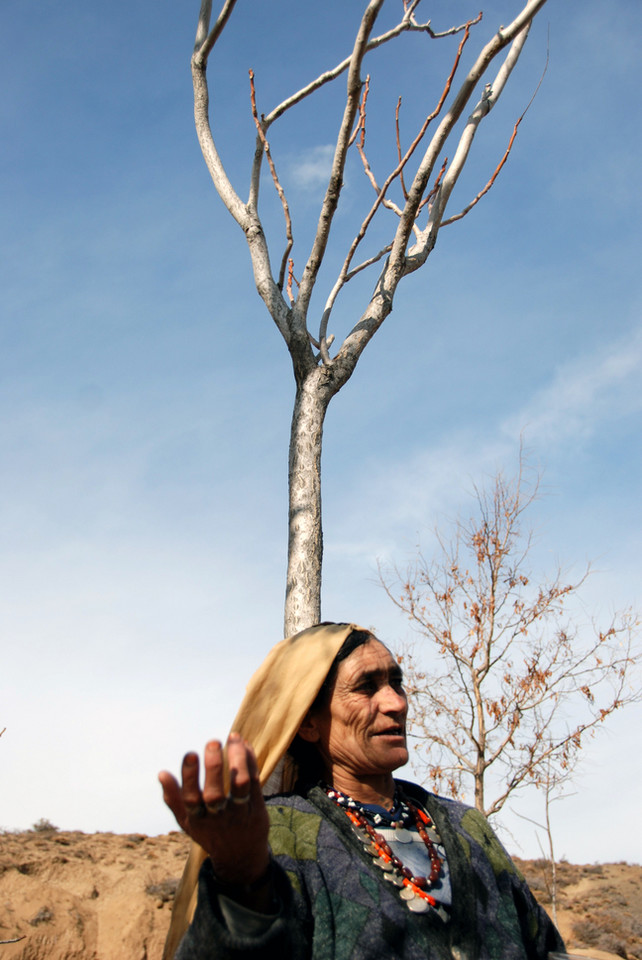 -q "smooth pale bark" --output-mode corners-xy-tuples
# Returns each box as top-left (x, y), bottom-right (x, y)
(286, 375), (332, 633)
